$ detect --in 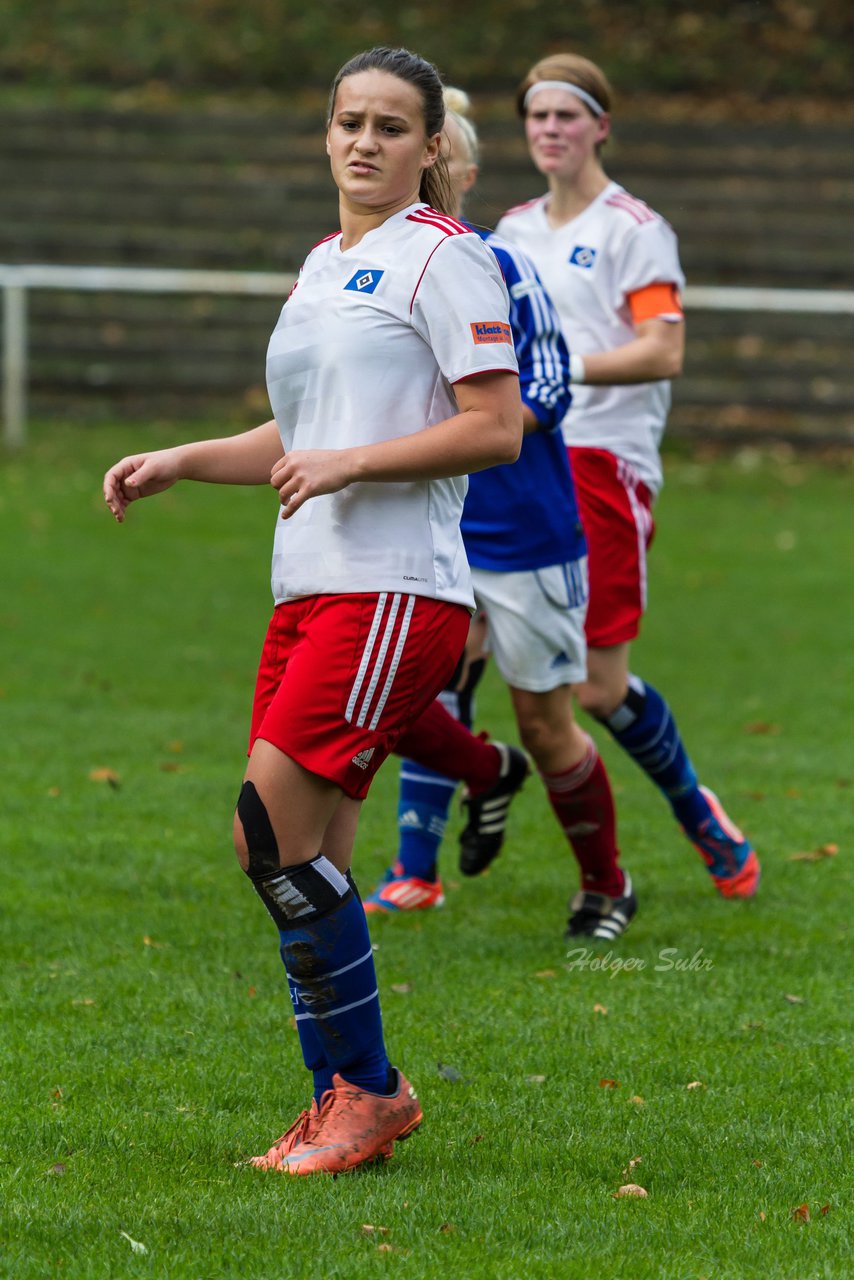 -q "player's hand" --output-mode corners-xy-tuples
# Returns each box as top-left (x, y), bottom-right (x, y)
(271, 449), (355, 519)
(103, 449), (182, 522)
